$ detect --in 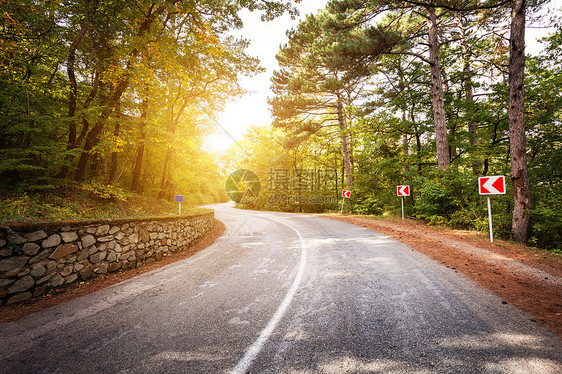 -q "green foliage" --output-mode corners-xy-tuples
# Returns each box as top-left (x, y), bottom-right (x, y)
(529, 200), (562, 250)
(0, 0), (297, 222)
(0, 186), (200, 224)
(257, 1), (562, 251)
(413, 171), (474, 222)
(1, 0), (561, 251)
(78, 181), (131, 201)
